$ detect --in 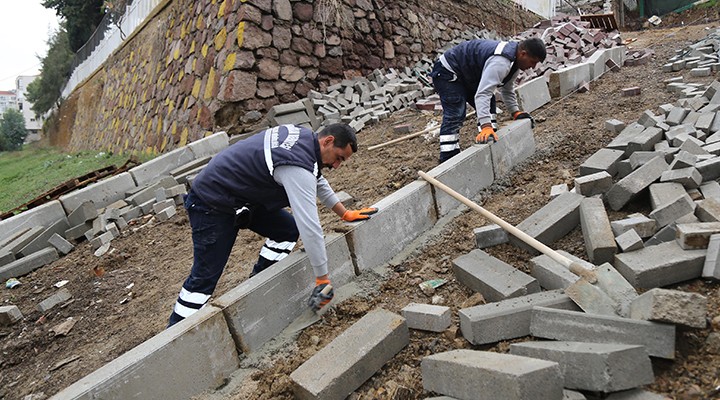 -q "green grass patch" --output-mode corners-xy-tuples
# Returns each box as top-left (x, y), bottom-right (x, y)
(0, 145), (147, 214)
